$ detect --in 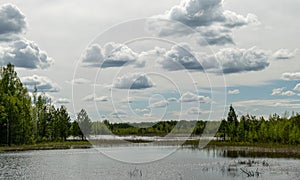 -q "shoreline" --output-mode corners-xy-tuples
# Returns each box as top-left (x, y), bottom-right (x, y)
(0, 141), (92, 152)
(1, 140), (300, 158)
